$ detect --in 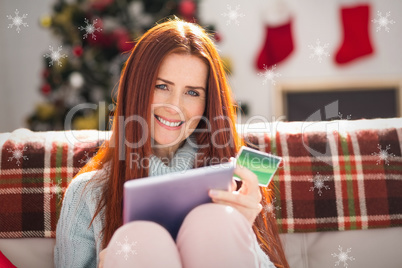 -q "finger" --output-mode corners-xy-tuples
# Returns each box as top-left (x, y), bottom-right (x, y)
(211, 196), (263, 213)
(209, 189), (261, 210)
(234, 165), (261, 198)
(210, 198), (263, 224)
